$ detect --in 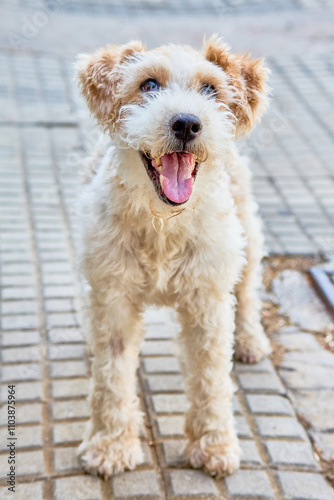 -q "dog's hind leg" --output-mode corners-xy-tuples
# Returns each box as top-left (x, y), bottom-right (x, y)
(77, 288), (144, 478)
(177, 293), (240, 476)
(234, 201), (271, 363)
